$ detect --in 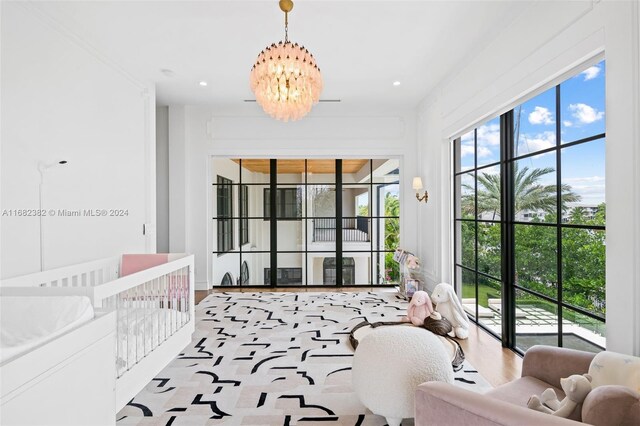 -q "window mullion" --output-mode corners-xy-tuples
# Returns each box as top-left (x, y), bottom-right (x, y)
(555, 84), (564, 348)
(501, 111), (516, 348)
